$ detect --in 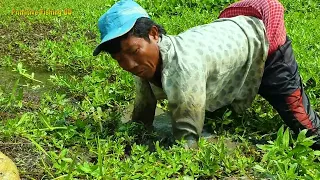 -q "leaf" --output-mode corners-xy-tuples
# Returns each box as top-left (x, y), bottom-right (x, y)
(60, 149), (68, 158)
(256, 144), (273, 151)
(79, 162), (93, 173)
(253, 165), (266, 173)
(288, 163), (298, 176)
(297, 129), (308, 142)
(155, 141), (162, 153)
(292, 145), (307, 154)
(301, 138), (315, 147)
(183, 176), (194, 180)
(222, 119), (232, 125)
(224, 110), (232, 118)
(62, 158), (73, 163)
(313, 151), (320, 156)
(283, 128), (290, 149)
(275, 125), (284, 146)
(273, 160), (285, 175)
(17, 62), (23, 72)
(304, 174), (314, 180)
